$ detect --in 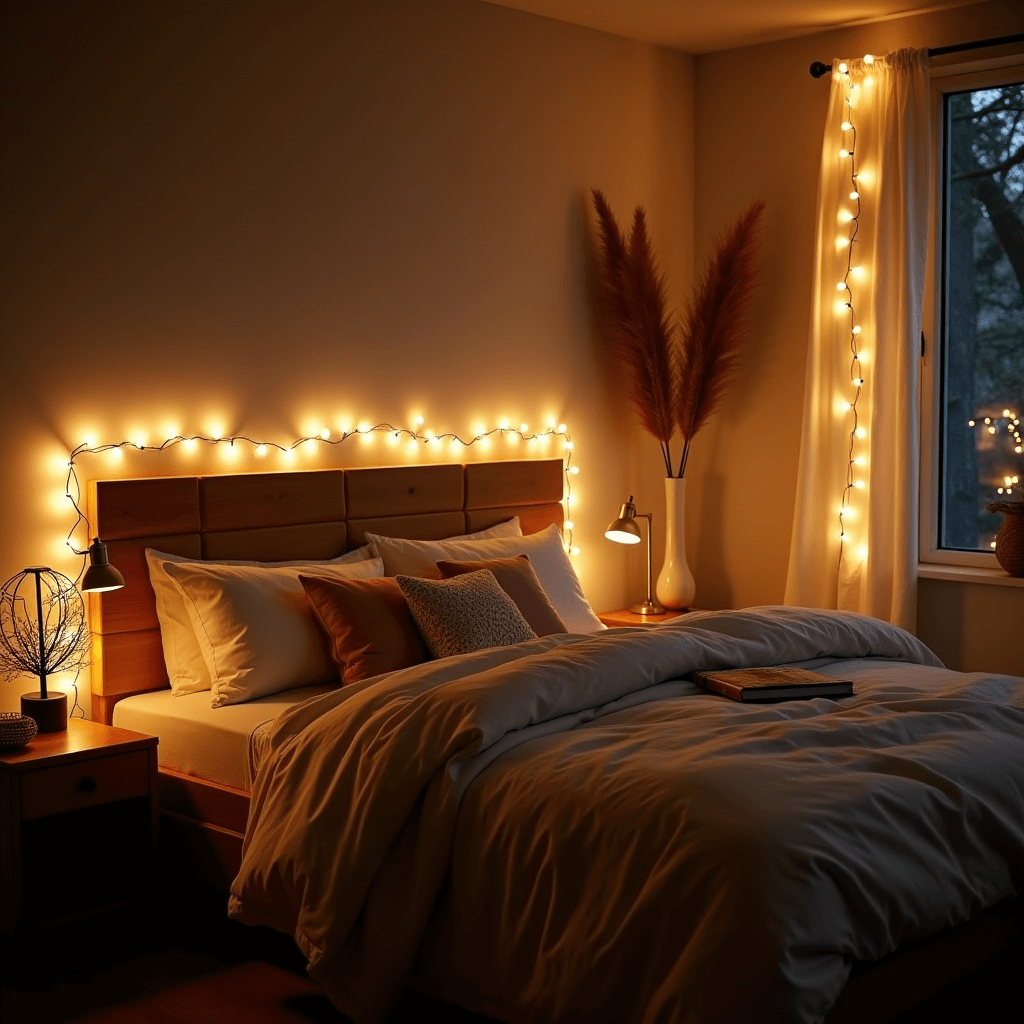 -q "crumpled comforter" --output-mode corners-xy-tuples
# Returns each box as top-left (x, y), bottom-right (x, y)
(227, 607), (1024, 1024)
